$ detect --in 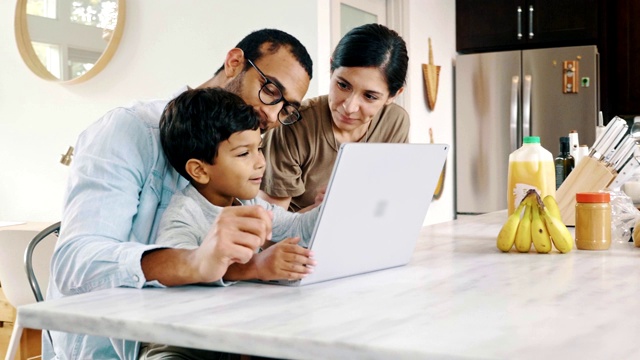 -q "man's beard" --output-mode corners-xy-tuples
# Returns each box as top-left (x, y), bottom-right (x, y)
(223, 70), (244, 96)
(224, 72), (268, 133)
